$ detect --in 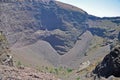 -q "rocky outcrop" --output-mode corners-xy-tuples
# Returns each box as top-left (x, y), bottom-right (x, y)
(0, 31), (13, 66)
(93, 45), (120, 79)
